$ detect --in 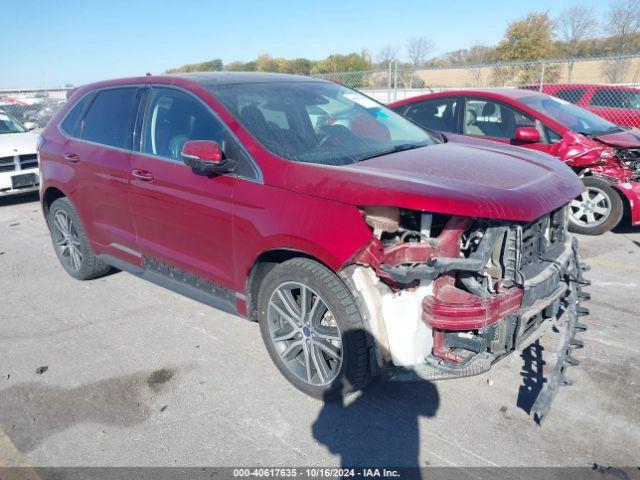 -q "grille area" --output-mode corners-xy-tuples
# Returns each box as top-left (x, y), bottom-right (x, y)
(0, 156), (15, 172)
(501, 207), (568, 285)
(19, 154), (38, 169)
